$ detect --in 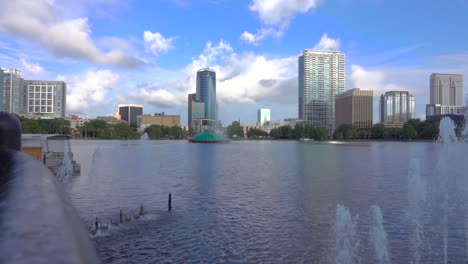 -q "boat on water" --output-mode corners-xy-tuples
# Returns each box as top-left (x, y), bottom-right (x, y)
(21, 134), (81, 176)
(299, 137), (314, 141)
